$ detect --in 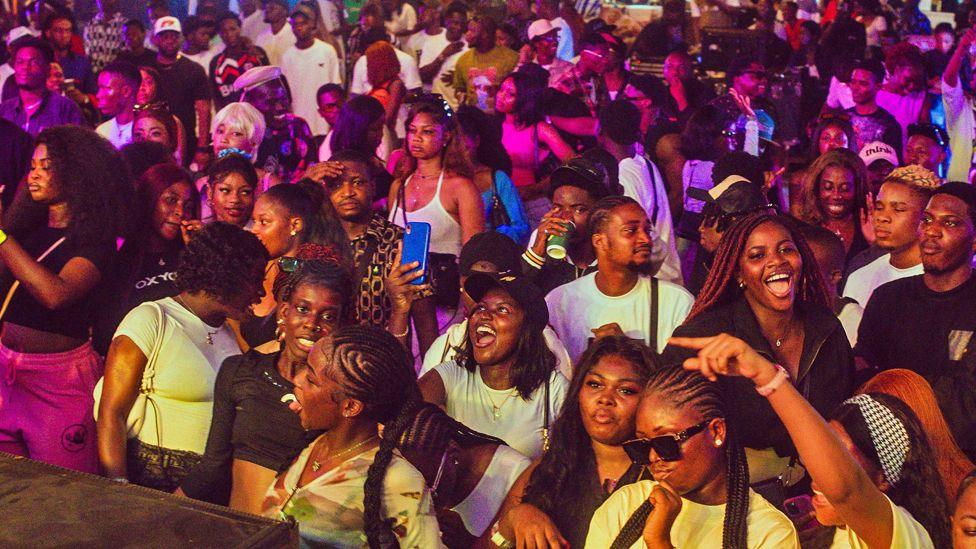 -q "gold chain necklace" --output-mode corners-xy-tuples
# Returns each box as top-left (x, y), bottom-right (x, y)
(174, 295), (218, 345)
(311, 436), (378, 472)
(485, 387), (517, 421)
